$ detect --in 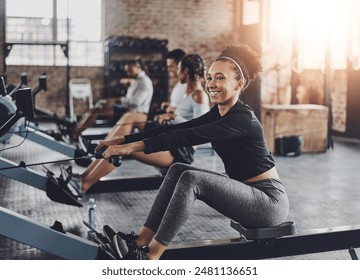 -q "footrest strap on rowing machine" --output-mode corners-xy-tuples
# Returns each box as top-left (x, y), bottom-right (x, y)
(230, 220), (296, 240)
